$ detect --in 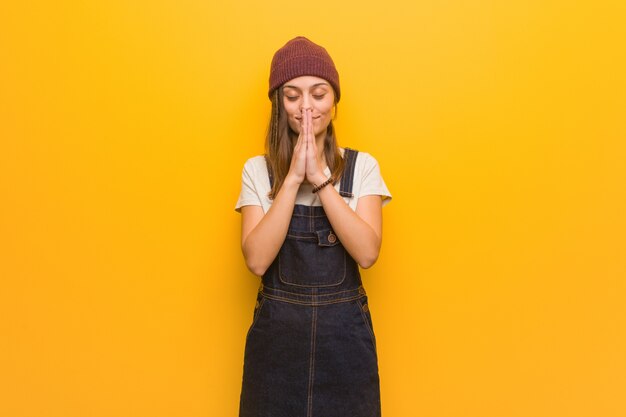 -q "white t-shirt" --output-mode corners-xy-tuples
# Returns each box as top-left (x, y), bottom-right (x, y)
(235, 147), (392, 213)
